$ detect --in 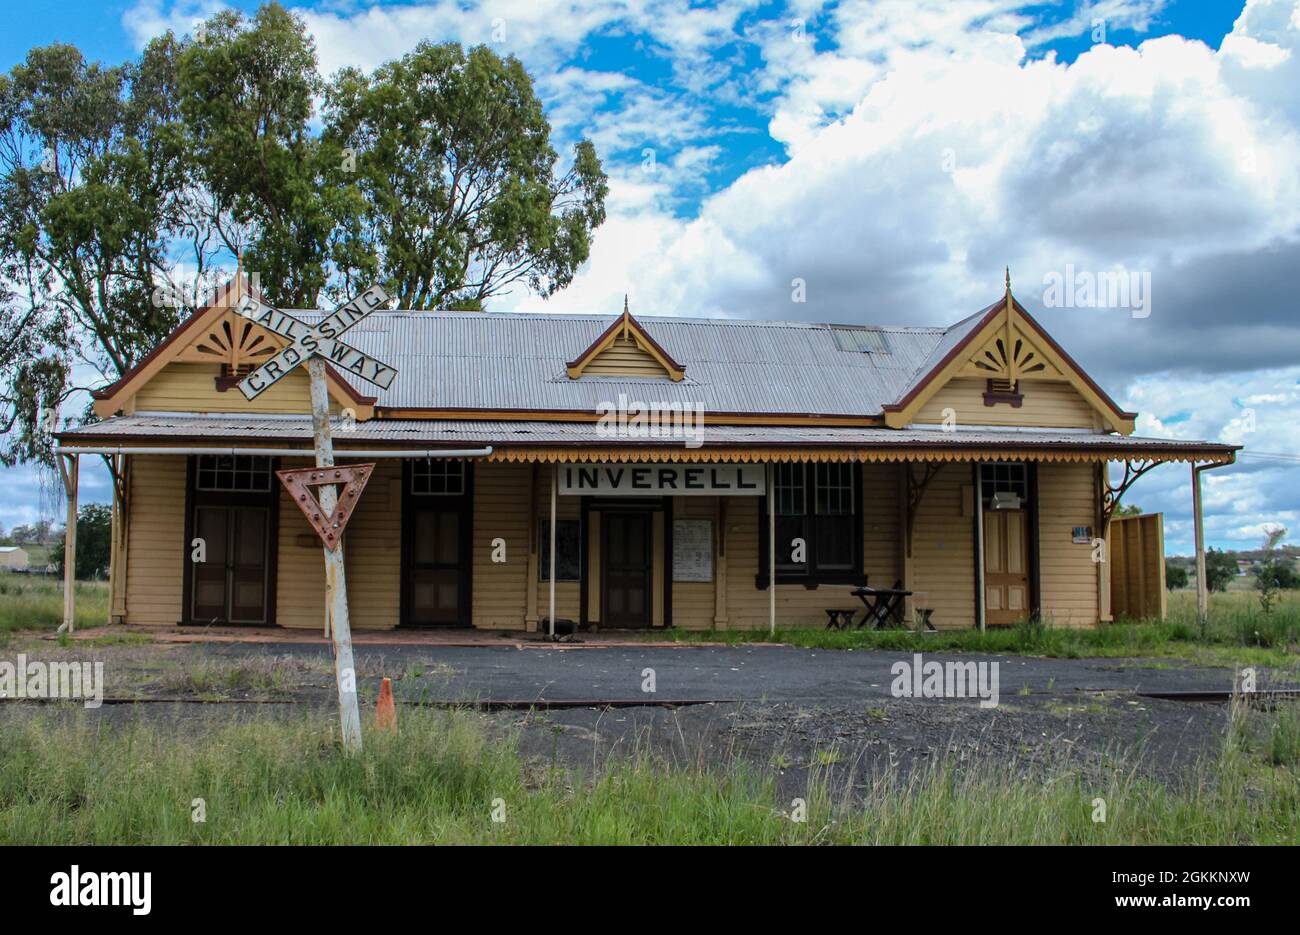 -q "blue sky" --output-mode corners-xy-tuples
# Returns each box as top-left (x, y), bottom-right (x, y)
(3, 0), (1299, 557)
